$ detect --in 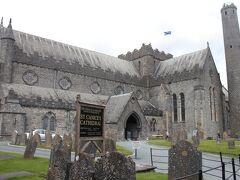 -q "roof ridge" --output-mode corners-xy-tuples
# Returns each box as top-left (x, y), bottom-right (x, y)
(12, 29), (128, 61)
(154, 47), (208, 78)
